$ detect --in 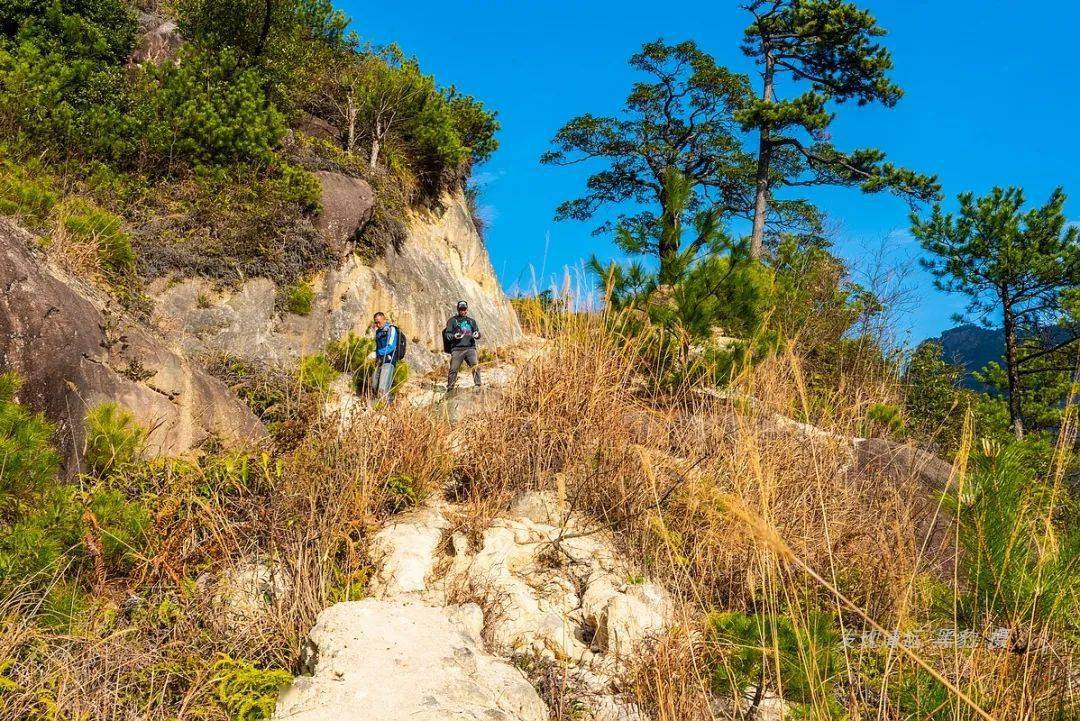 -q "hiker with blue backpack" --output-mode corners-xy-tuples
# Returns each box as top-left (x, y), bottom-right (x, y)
(443, 300), (481, 392)
(372, 311), (406, 404)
